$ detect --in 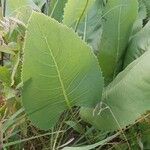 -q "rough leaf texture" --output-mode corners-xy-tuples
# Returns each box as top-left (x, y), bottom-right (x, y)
(80, 50), (150, 131)
(22, 12), (104, 130)
(98, 0), (138, 85)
